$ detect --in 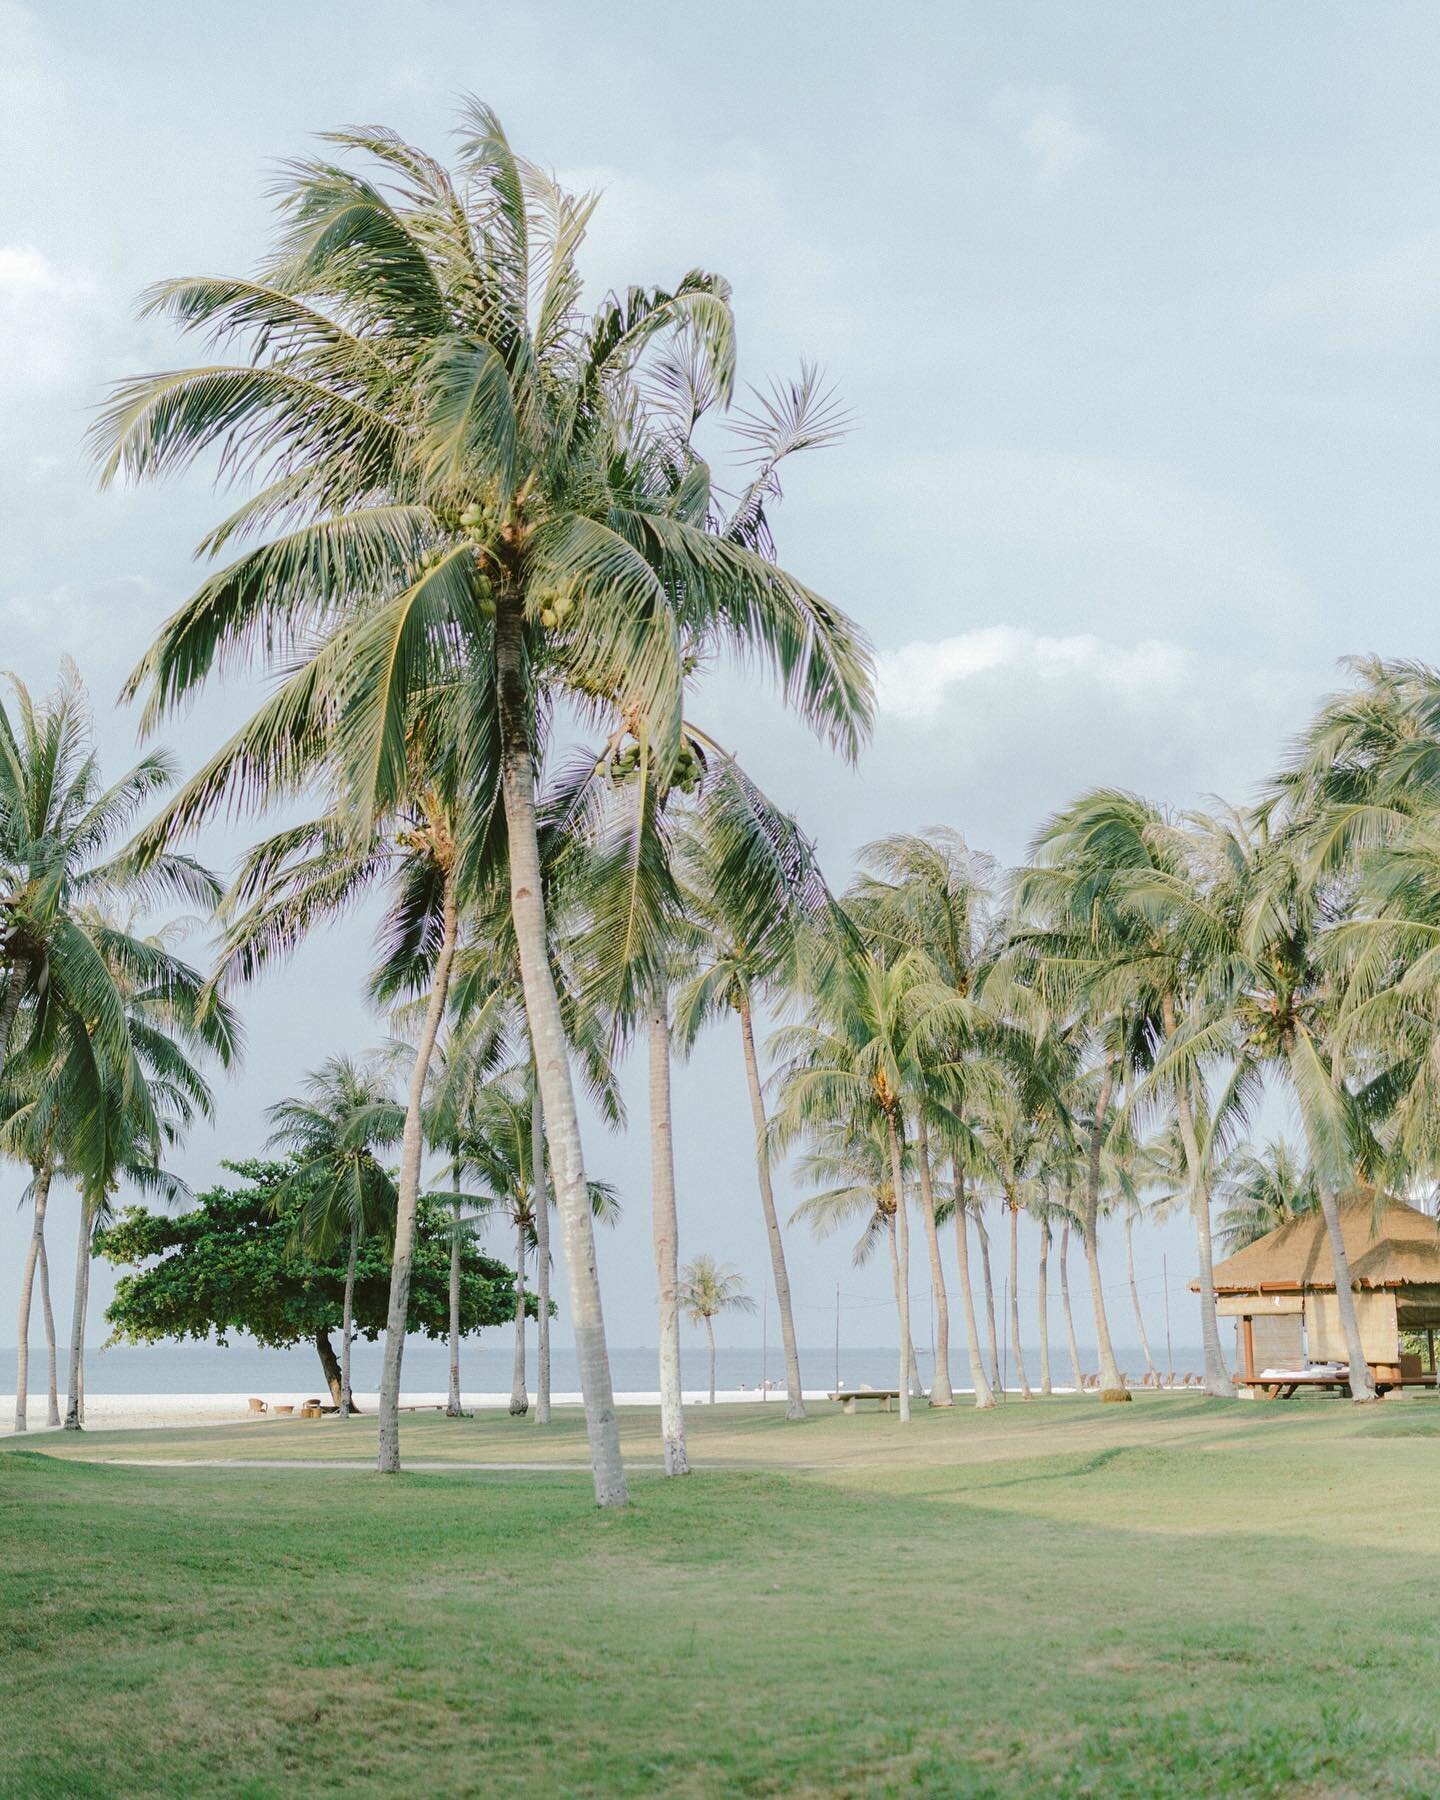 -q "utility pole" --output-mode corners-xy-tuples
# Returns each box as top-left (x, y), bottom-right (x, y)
(1162, 1253), (1174, 1390)
(834, 1282), (841, 1396)
(762, 1288), (768, 1402)
(1001, 1277), (1008, 1402)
